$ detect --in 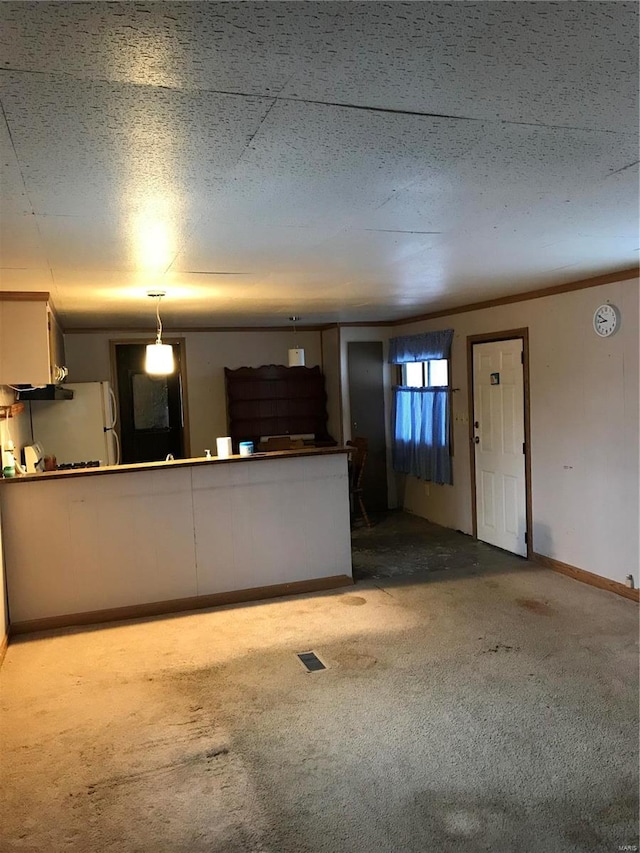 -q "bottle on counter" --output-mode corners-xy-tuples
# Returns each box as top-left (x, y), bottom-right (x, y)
(2, 442), (16, 478)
